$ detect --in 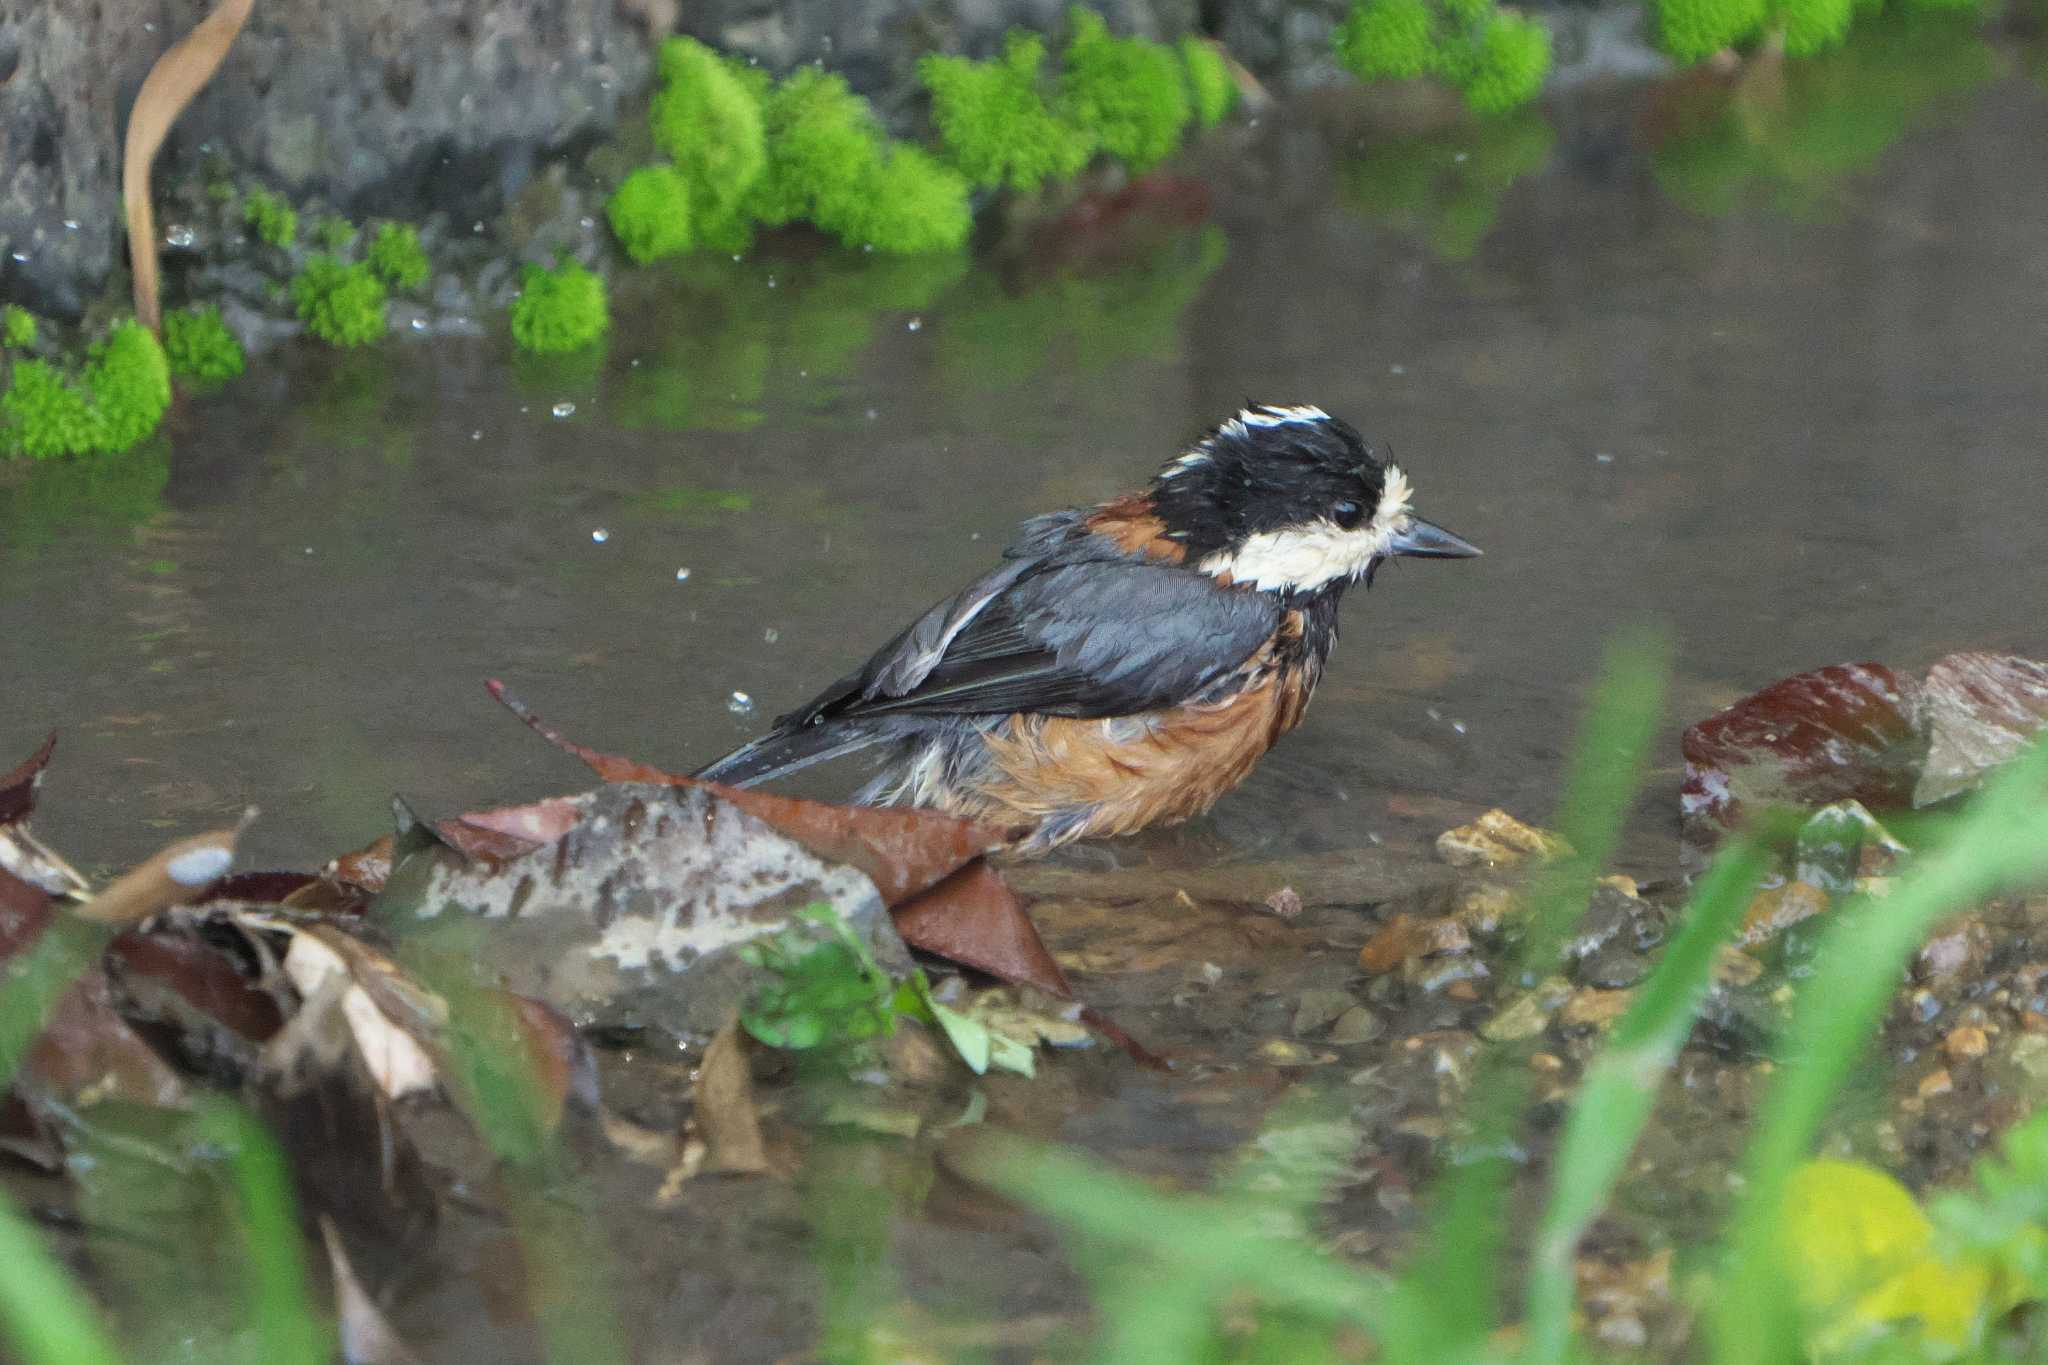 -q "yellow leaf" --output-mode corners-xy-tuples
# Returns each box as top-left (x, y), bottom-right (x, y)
(1782, 1159), (1933, 1313)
